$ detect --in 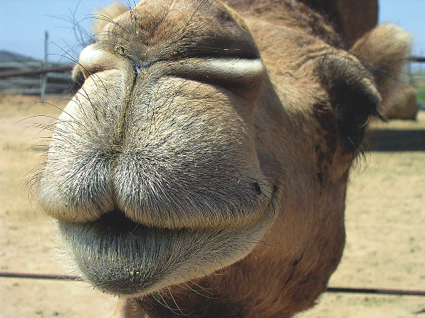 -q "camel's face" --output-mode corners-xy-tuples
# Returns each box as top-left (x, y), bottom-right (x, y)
(36, 0), (411, 316)
(39, 0), (275, 296)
